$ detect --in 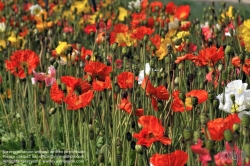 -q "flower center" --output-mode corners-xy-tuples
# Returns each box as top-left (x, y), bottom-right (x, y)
(185, 97), (193, 107)
(231, 104), (239, 113)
